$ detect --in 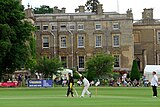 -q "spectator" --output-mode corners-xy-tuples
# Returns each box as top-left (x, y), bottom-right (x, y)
(18, 74), (22, 87)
